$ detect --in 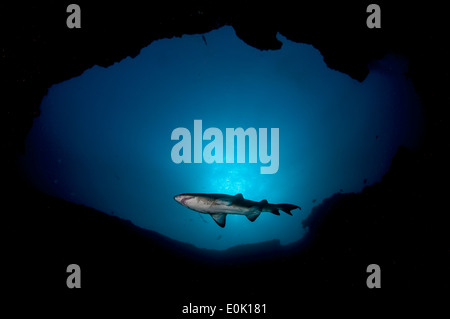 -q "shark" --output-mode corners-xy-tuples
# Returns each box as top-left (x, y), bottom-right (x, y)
(174, 193), (301, 227)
